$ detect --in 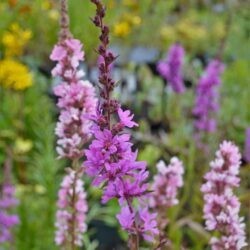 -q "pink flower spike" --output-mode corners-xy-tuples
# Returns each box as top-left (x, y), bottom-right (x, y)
(55, 169), (88, 247)
(50, 37), (97, 159)
(201, 141), (247, 250)
(118, 108), (138, 128)
(150, 157), (184, 209)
